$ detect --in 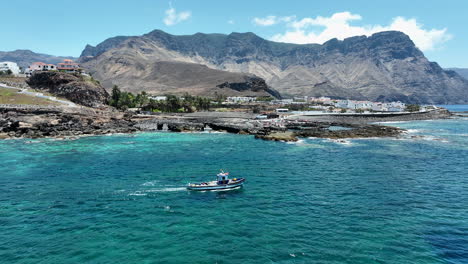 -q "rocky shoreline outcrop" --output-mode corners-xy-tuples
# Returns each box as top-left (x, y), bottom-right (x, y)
(0, 106), (137, 139)
(27, 72), (109, 107)
(133, 111), (405, 141)
(0, 106), (451, 141)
